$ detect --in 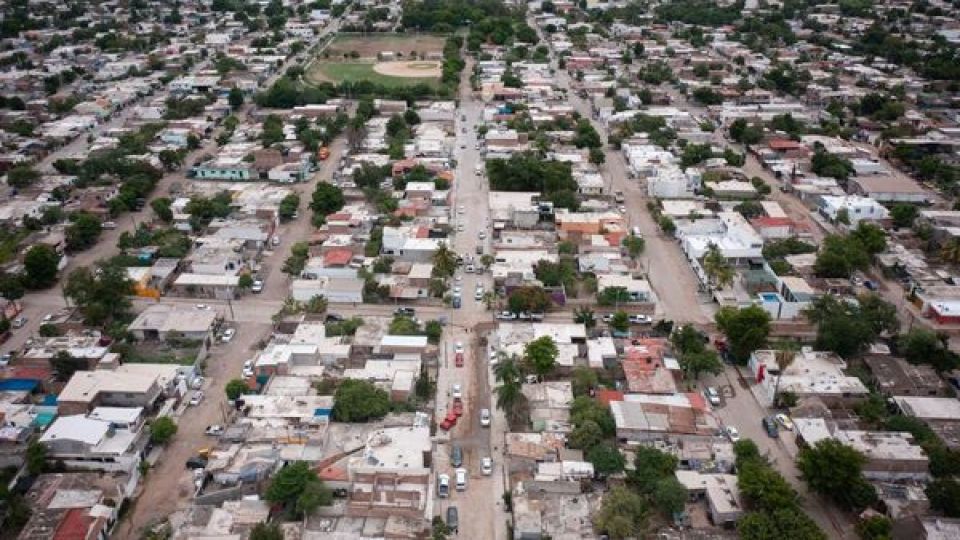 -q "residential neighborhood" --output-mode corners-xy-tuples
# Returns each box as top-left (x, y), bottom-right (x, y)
(2, 0), (960, 539)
